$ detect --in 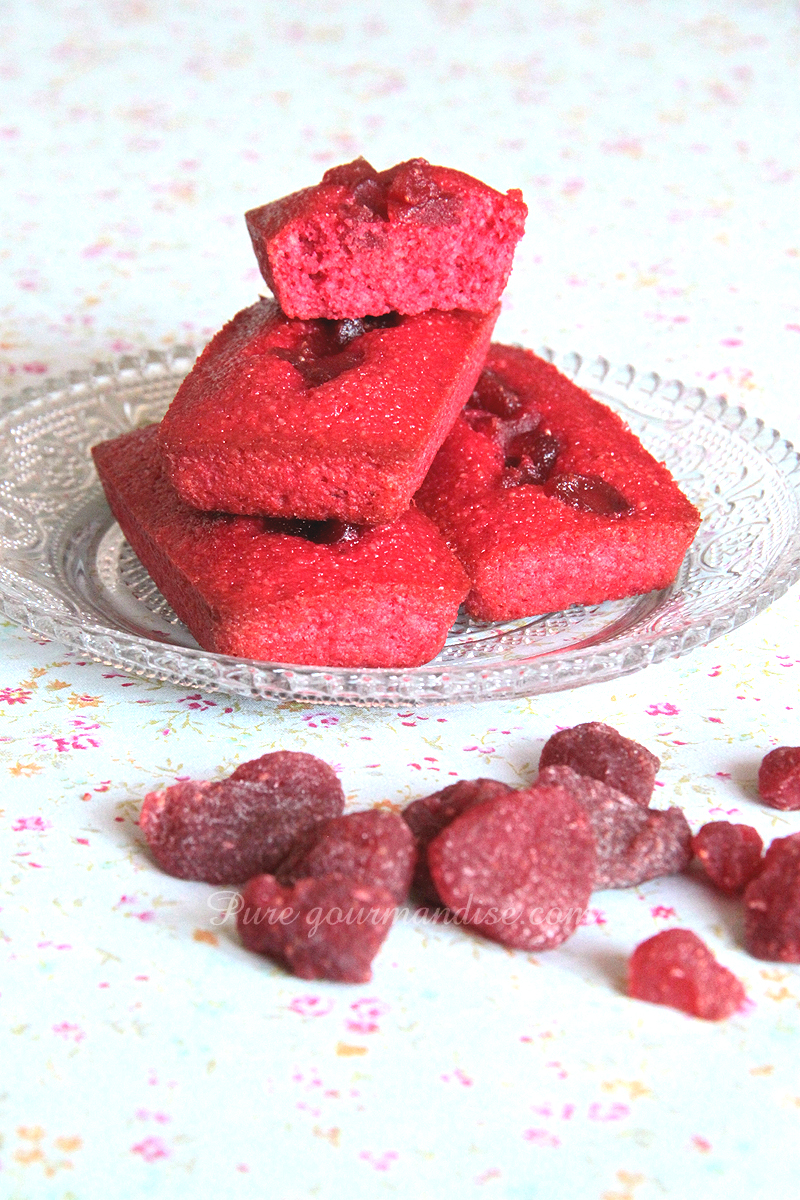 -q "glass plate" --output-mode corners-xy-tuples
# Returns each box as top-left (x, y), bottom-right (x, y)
(1, 345), (799, 706)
